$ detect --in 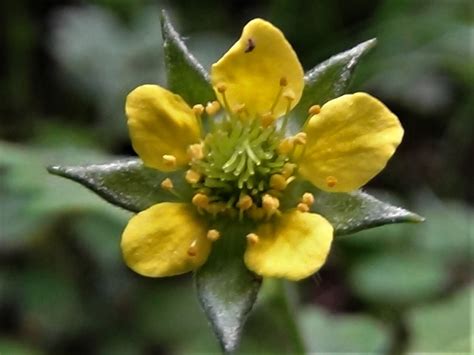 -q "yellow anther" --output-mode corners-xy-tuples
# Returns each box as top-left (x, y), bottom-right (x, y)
(262, 194), (280, 213)
(277, 137), (294, 155)
(216, 83), (227, 93)
(160, 178), (174, 191)
(326, 176), (338, 188)
(297, 202), (310, 213)
(233, 103), (246, 114)
(185, 169), (201, 184)
(193, 104), (205, 116)
(246, 233), (260, 245)
(162, 154), (177, 168)
(207, 229), (221, 242)
(308, 104), (321, 116)
(294, 132), (307, 145)
(280, 77), (288, 87)
(269, 174), (287, 191)
(206, 202), (227, 215)
(282, 163), (296, 178)
(261, 112), (276, 127)
(187, 143), (204, 161)
(205, 101), (221, 116)
(302, 192), (315, 206)
(283, 88), (296, 101)
(236, 194), (253, 210)
(187, 240), (198, 257)
(192, 193), (209, 208)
